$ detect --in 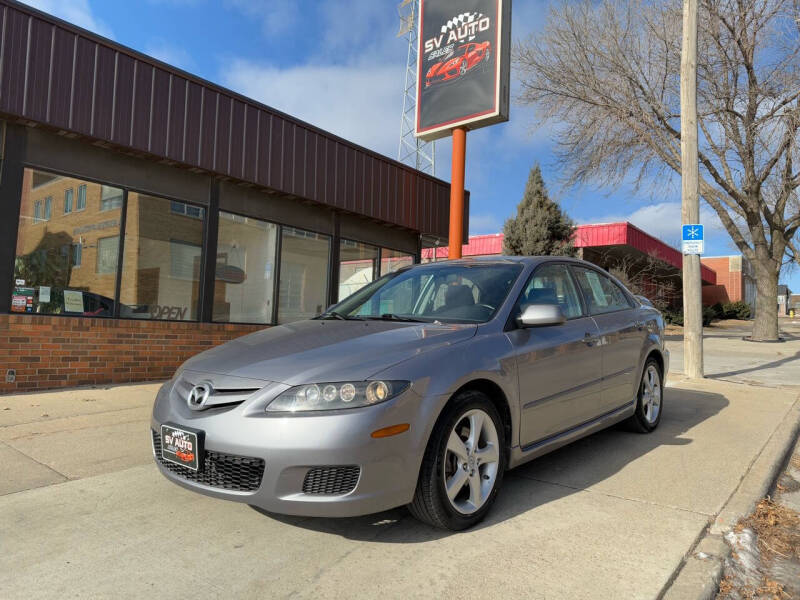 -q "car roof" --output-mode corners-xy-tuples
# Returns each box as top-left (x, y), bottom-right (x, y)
(412, 255), (596, 268)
